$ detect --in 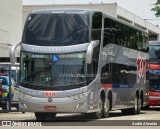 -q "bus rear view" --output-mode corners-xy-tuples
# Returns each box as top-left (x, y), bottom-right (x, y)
(148, 41), (160, 107)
